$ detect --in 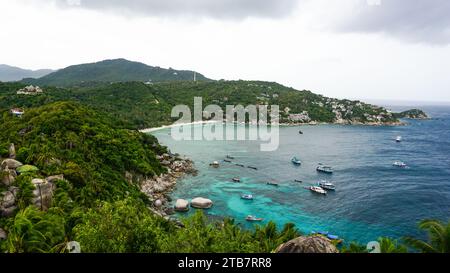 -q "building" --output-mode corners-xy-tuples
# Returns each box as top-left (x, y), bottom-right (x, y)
(17, 85), (43, 95)
(10, 108), (24, 117)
